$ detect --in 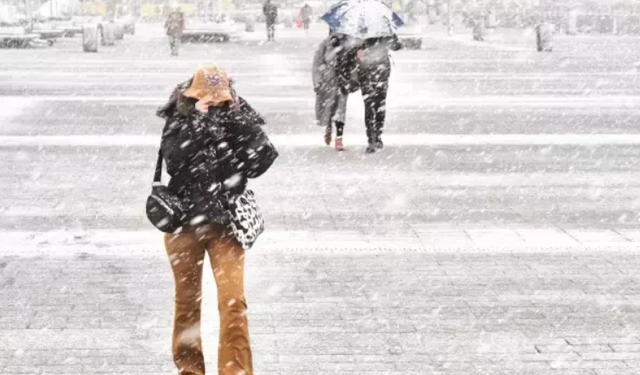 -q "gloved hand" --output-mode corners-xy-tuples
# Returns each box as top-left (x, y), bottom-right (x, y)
(339, 76), (360, 94)
(390, 35), (403, 51)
